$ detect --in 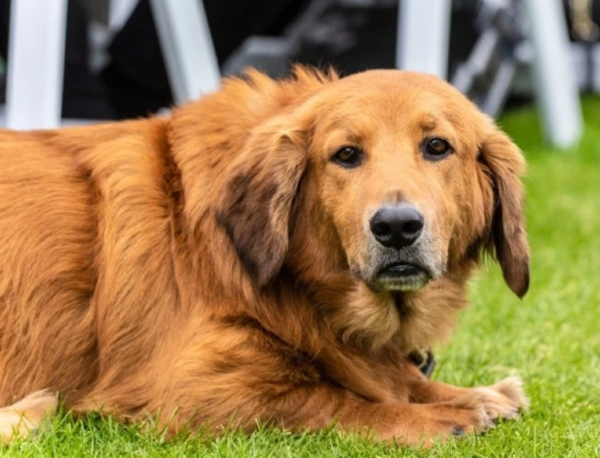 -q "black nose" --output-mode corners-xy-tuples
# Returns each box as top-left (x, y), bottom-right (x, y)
(370, 205), (424, 249)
